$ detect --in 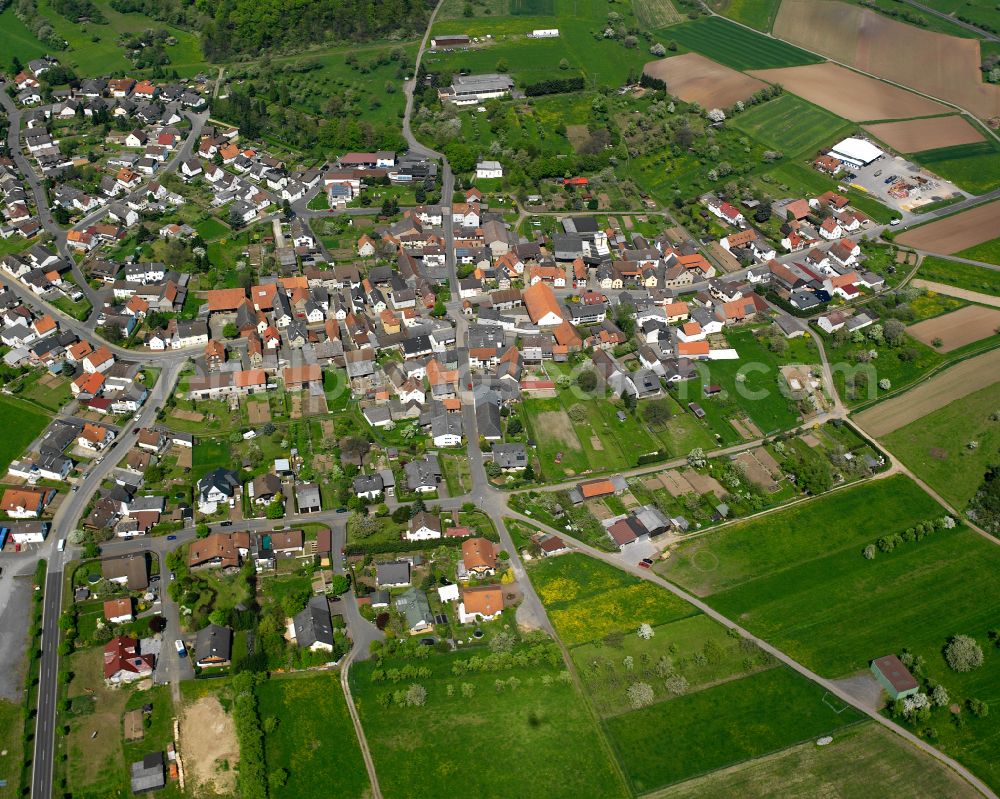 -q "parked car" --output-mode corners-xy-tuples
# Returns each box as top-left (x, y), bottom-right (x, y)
(167, 535), (177, 541)
(220, 521), (233, 527)
(175, 639), (187, 657)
